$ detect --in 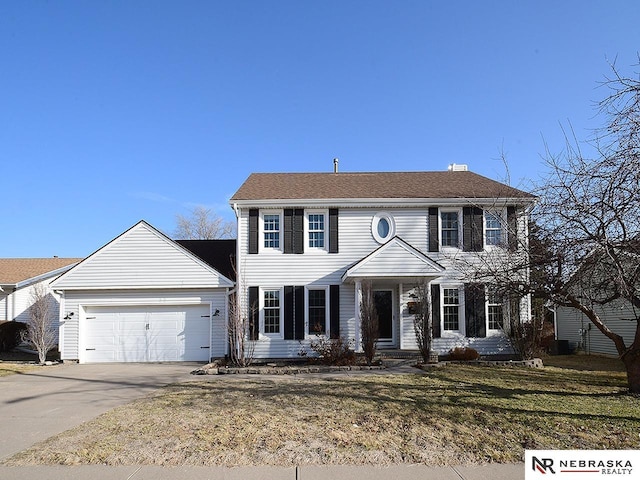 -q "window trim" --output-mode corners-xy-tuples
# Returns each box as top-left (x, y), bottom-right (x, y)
(440, 284), (465, 336)
(305, 285), (330, 337)
(260, 210), (282, 253)
(260, 287), (284, 339)
(305, 209), (329, 253)
(439, 209), (462, 250)
(486, 286), (505, 334)
(372, 211), (396, 244)
(484, 209), (506, 249)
